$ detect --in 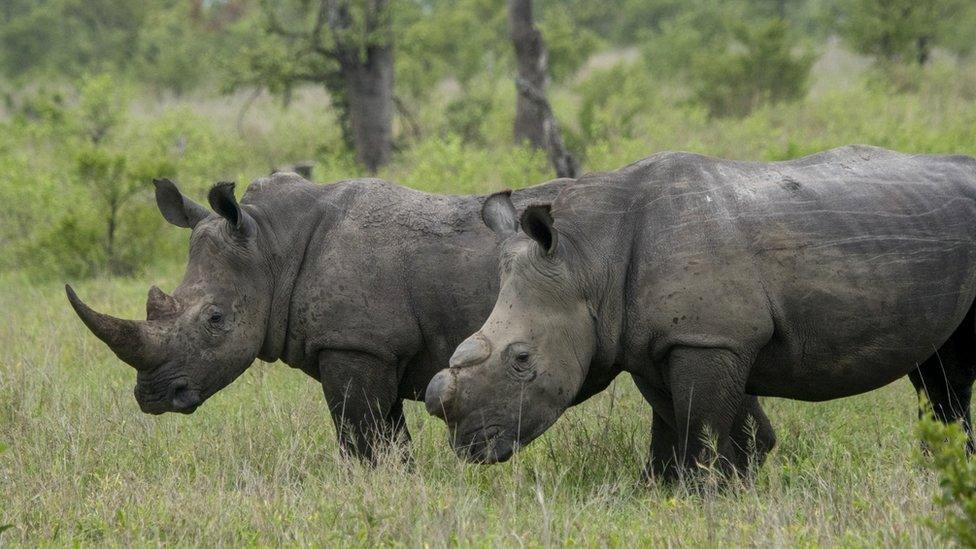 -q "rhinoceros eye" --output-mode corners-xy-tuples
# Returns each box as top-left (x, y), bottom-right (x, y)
(208, 311), (224, 325)
(507, 344), (534, 375)
(511, 352), (536, 379)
